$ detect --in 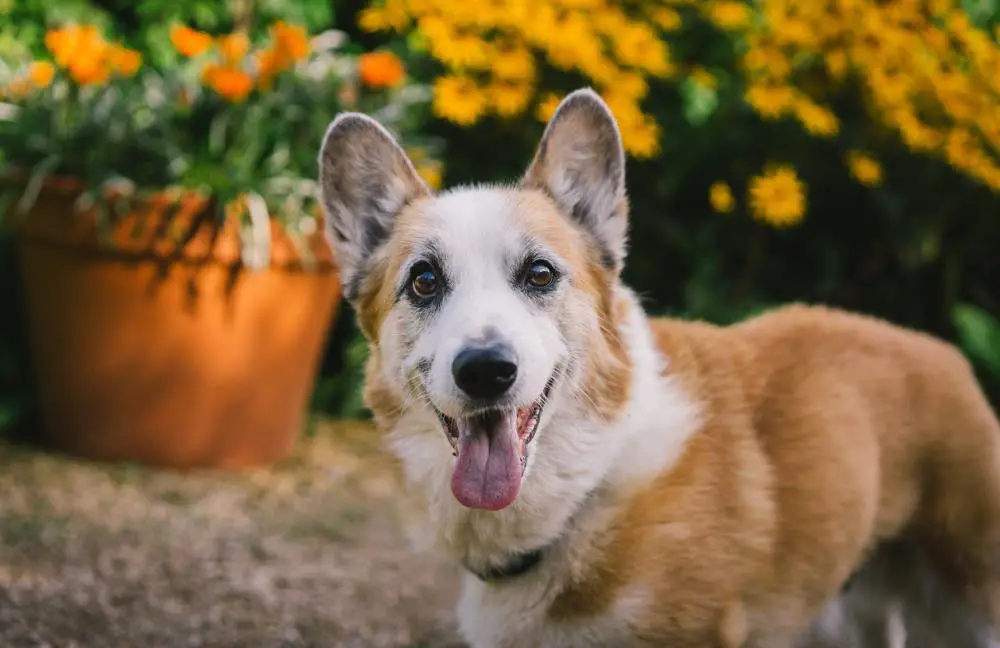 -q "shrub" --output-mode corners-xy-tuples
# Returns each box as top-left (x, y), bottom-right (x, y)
(355, 0), (1000, 406)
(0, 20), (440, 250)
